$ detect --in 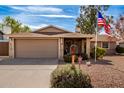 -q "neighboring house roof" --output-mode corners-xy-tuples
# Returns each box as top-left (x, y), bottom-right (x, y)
(91, 35), (117, 42)
(7, 25), (94, 38)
